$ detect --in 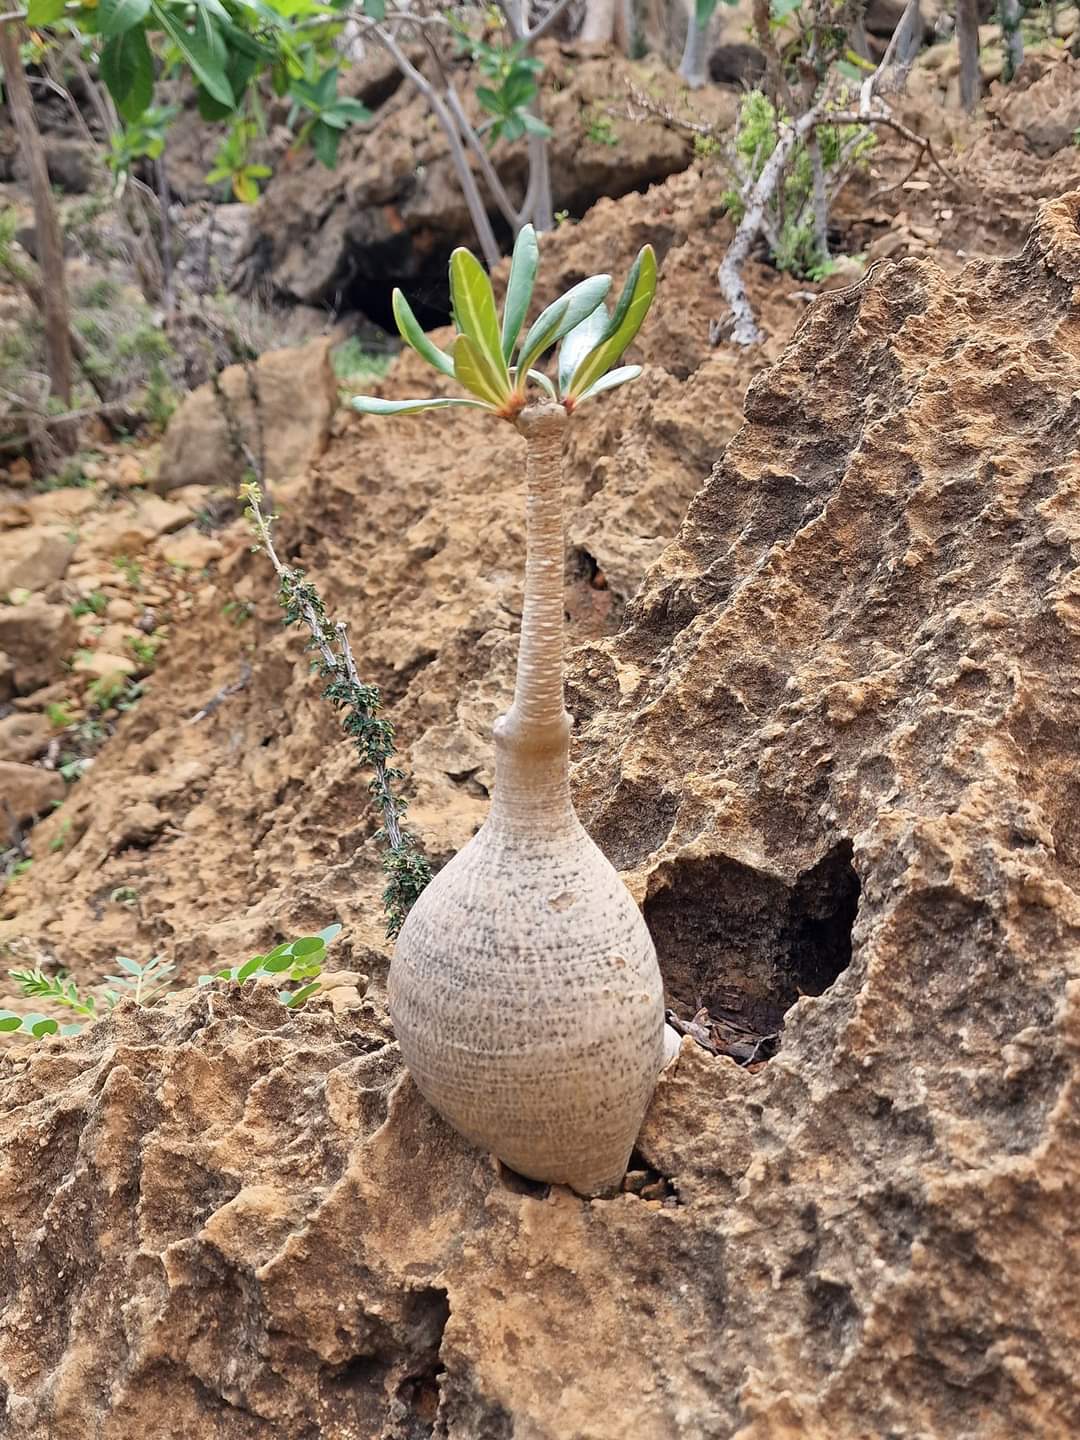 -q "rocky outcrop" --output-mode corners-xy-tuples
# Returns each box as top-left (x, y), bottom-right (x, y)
(238, 49), (727, 312)
(0, 192), (1077, 1438)
(156, 335), (338, 492)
